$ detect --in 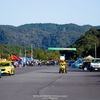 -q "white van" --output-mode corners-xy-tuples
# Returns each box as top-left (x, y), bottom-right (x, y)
(90, 58), (100, 71)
